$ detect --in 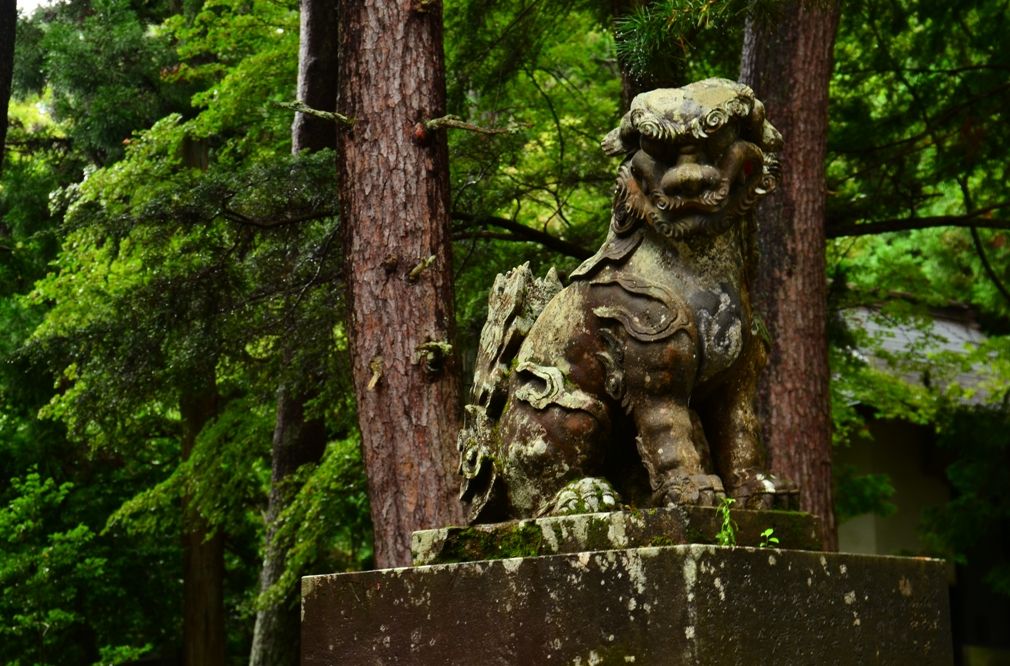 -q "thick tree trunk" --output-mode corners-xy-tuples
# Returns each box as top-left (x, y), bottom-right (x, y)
(337, 0), (464, 568)
(1, 0), (16, 176)
(739, 1), (840, 550)
(249, 3), (337, 663)
(181, 386), (225, 666)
